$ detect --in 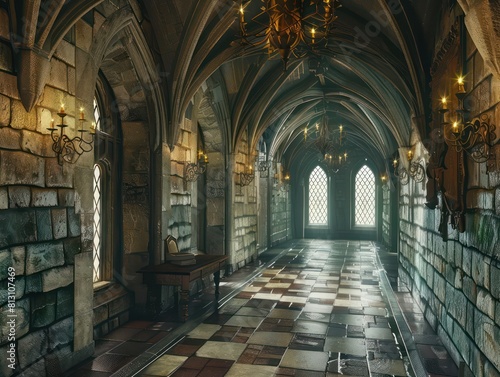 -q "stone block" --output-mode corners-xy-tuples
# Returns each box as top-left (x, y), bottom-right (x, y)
(0, 209), (37, 249)
(0, 249), (11, 280)
(54, 40), (75, 67)
(31, 291), (57, 328)
(0, 8), (9, 39)
(21, 130), (53, 157)
(10, 99), (36, 130)
(68, 66), (76, 95)
(58, 189), (75, 207)
(93, 304), (109, 326)
(48, 317), (73, 350)
(0, 94), (9, 129)
(75, 20), (92, 52)
(0, 150), (45, 187)
(491, 263), (500, 300)
(462, 275), (477, 305)
(17, 328), (48, 369)
(0, 71), (19, 100)
(471, 250), (488, 287)
(42, 265), (74, 292)
(37, 86), (75, 116)
(0, 126), (20, 149)
(51, 208), (68, 239)
(63, 237), (80, 264)
(15, 276), (25, 299)
(45, 158), (75, 188)
(26, 242), (65, 275)
(0, 343), (15, 377)
(8, 186), (31, 208)
(476, 288), (495, 320)
(11, 246), (25, 275)
(56, 285), (74, 320)
(0, 41), (13, 72)
(31, 188), (58, 207)
(19, 357), (46, 377)
(35, 107), (53, 135)
(36, 209), (53, 241)
(73, 252), (93, 352)
(0, 187), (7, 209)
(25, 274), (42, 294)
(48, 58), (68, 91)
(67, 207), (81, 237)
